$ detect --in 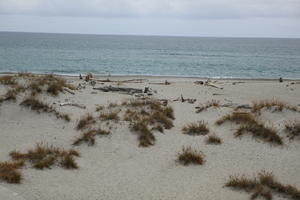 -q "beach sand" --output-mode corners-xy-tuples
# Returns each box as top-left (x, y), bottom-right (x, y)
(0, 75), (300, 200)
